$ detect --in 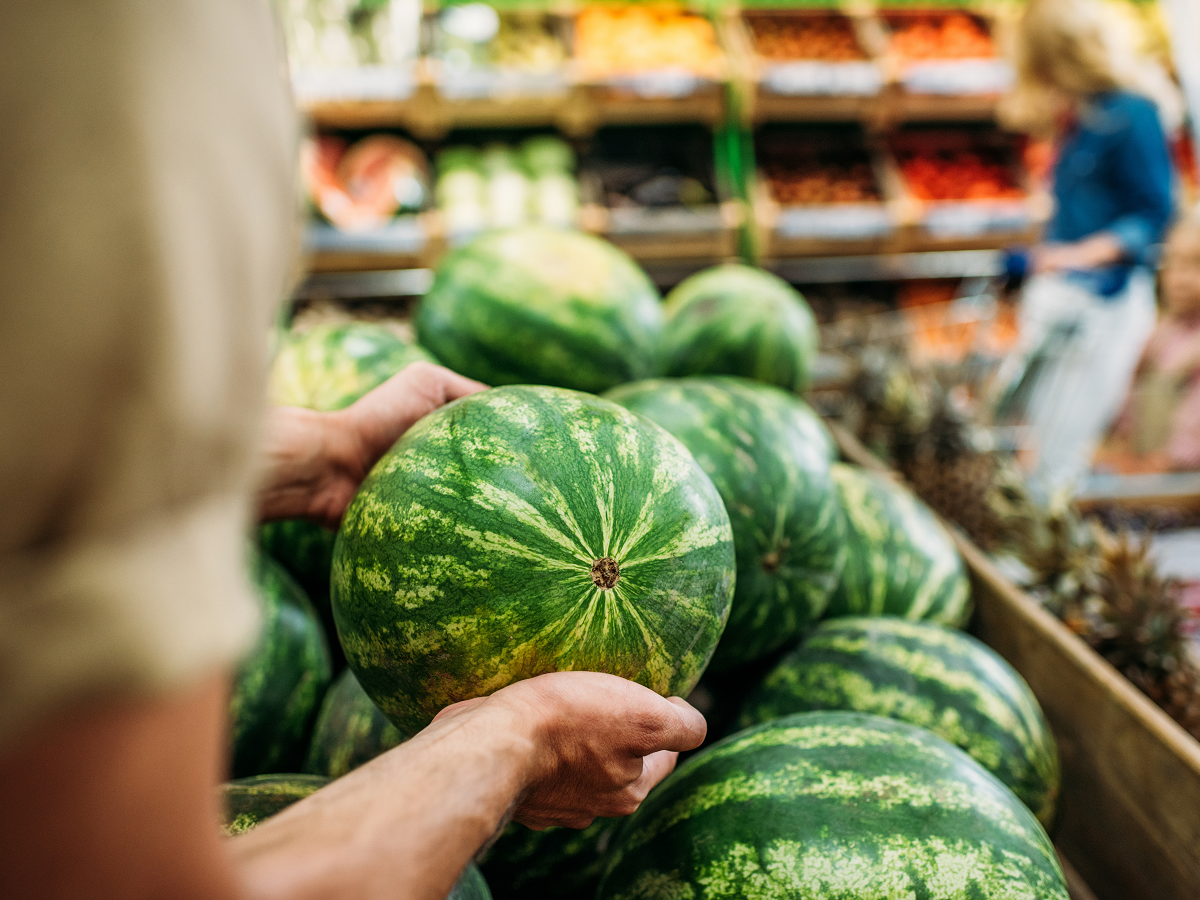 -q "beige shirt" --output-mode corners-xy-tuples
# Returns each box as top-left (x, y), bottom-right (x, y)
(0, 1), (298, 745)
